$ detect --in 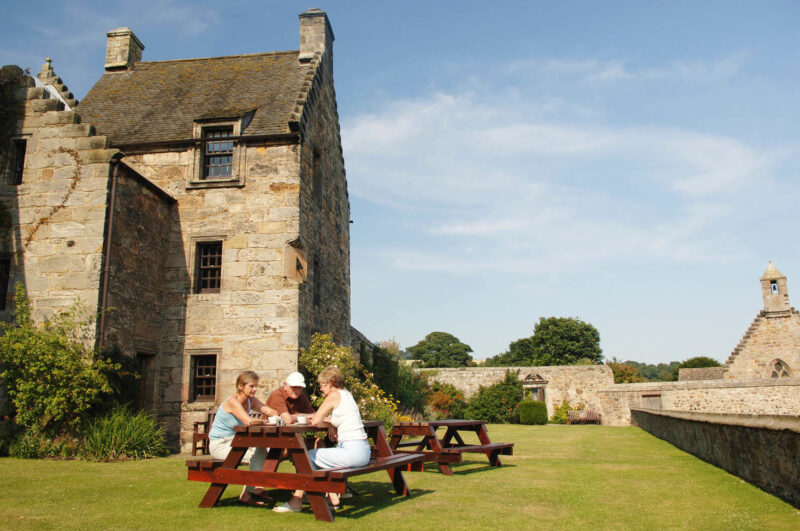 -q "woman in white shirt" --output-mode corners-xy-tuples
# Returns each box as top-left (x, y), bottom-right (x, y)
(273, 365), (369, 513)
